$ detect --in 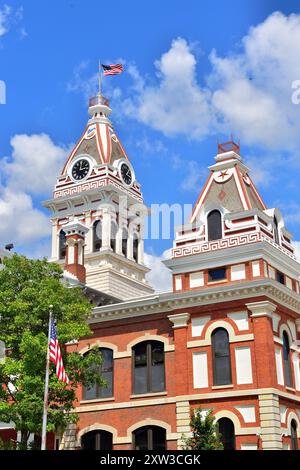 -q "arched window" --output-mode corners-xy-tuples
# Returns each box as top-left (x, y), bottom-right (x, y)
(81, 430), (113, 450)
(274, 216), (280, 245)
(59, 230), (66, 260)
(133, 341), (165, 394)
(133, 426), (166, 450)
(110, 221), (117, 252)
(283, 332), (292, 387)
(133, 233), (139, 263)
(83, 348), (114, 400)
(291, 419), (298, 450)
(93, 220), (102, 252)
(122, 229), (128, 257)
(212, 328), (232, 386)
(207, 210), (222, 241)
(218, 418), (235, 450)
